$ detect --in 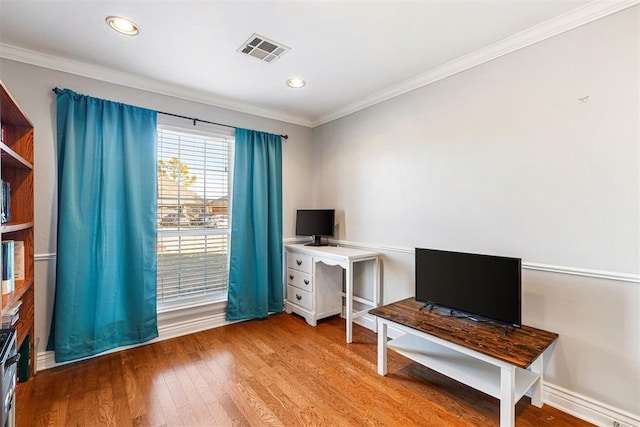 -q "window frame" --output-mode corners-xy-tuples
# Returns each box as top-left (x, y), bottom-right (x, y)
(156, 121), (235, 312)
